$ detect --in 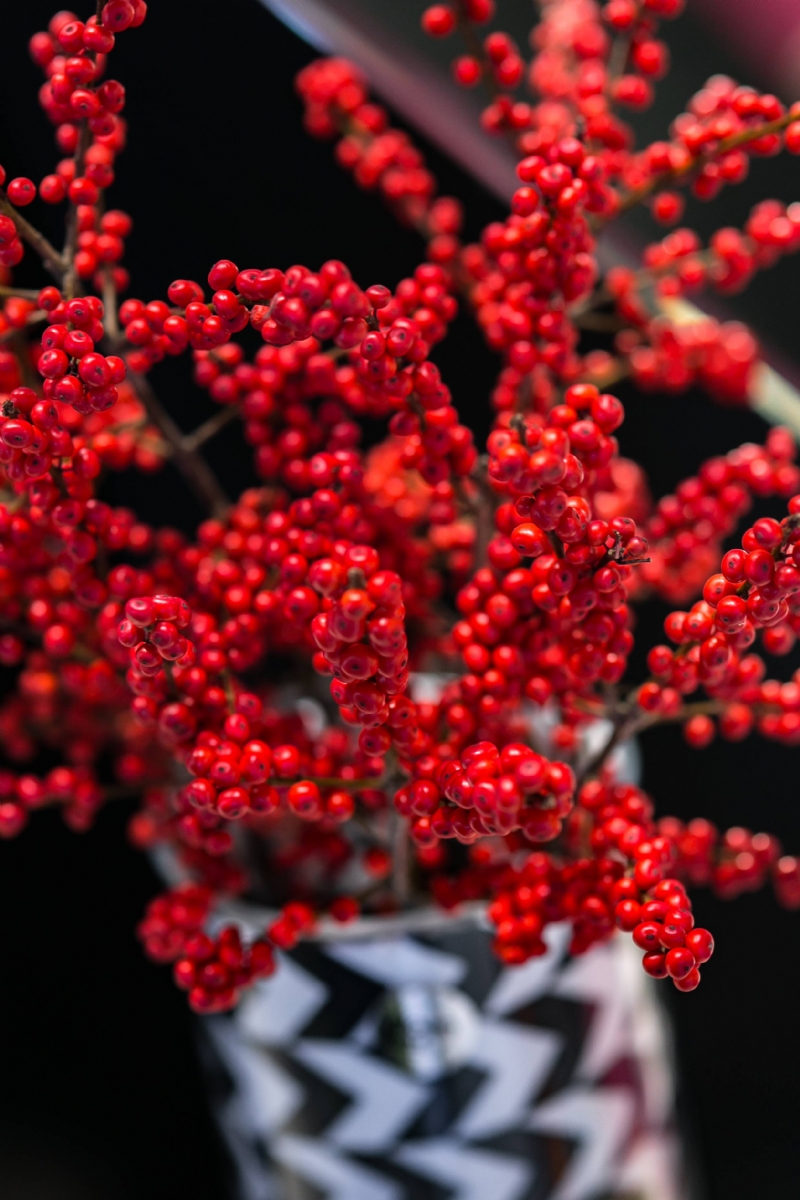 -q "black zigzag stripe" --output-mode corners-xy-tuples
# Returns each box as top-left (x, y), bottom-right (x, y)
(289, 942), (386, 1039)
